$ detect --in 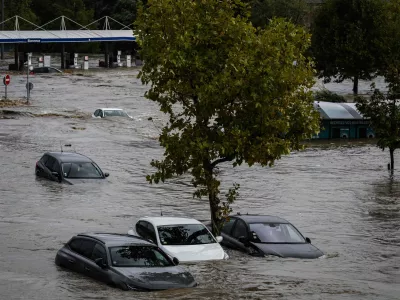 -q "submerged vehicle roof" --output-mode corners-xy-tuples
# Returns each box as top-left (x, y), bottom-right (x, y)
(77, 233), (154, 247)
(140, 217), (203, 227)
(232, 214), (289, 224)
(45, 152), (93, 163)
(99, 108), (124, 111)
